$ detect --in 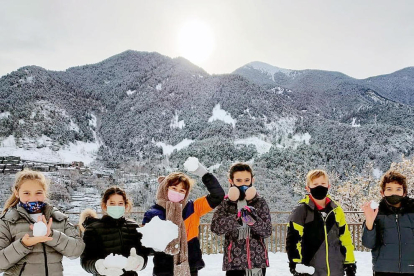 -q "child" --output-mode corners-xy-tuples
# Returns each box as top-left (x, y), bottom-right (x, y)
(80, 186), (149, 276)
(0, 169), (85, 276)
(362, 170), (414, 275)
(286, 169), (356, 276)
(211, 162), (272, 276)
(142, 158), (225, 276)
